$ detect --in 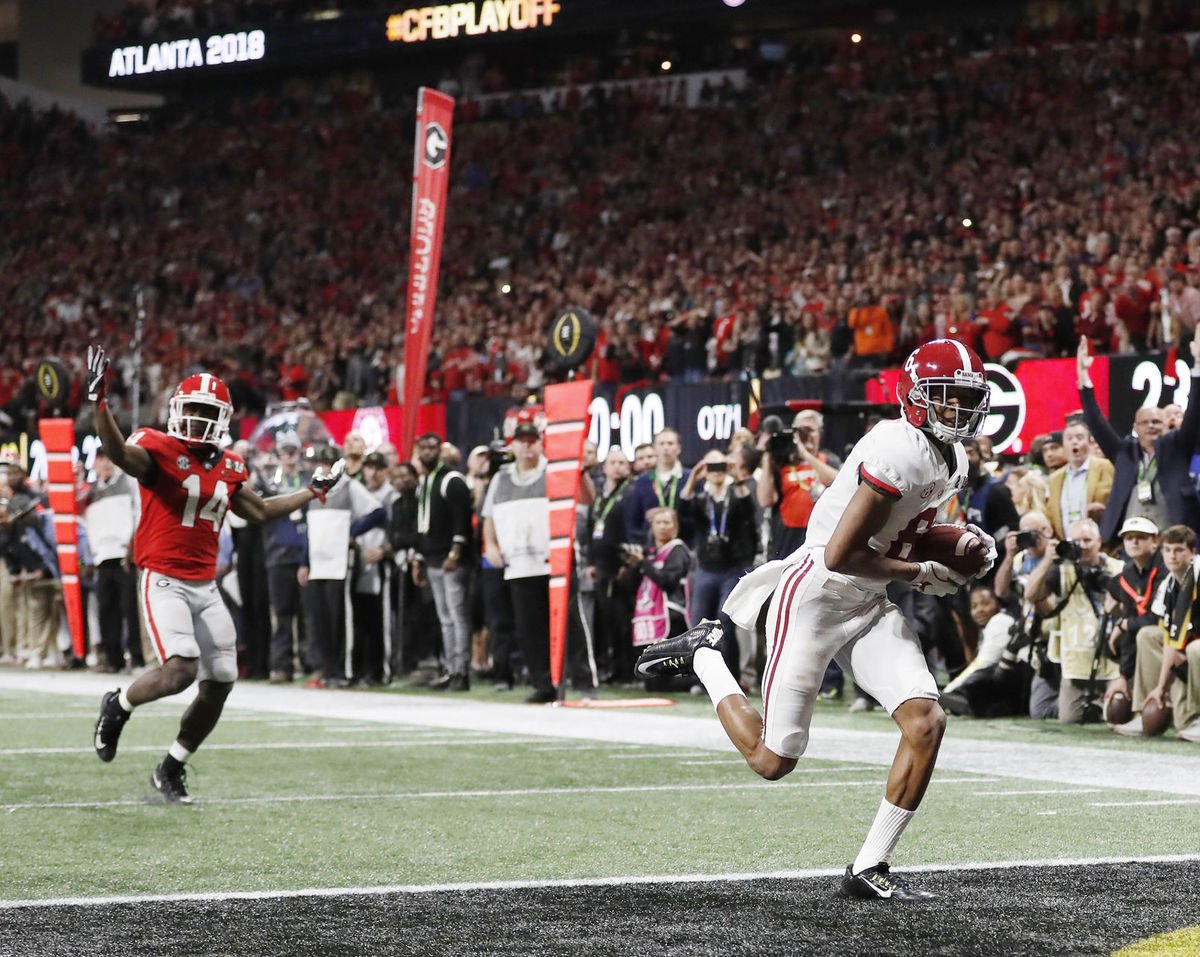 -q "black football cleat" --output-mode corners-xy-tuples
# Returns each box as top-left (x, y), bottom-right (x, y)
(841, 863), (936, 902)
(150, 762), (193, 805)
(635, 619), (724, 680)
(94, 690), (131, 763)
